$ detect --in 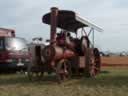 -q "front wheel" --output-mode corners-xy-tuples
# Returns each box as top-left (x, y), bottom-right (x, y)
(56, 59), (72, 83)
